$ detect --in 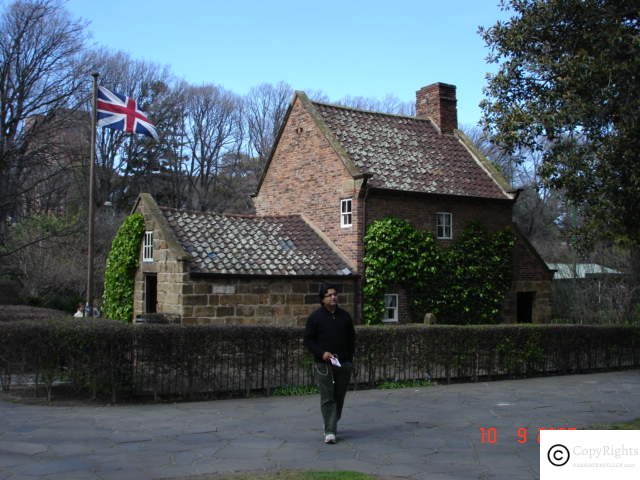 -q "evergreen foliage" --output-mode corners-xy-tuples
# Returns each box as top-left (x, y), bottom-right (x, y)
(480, 0), (640, 311)
(102, 213), (145, 322)
(363, 217), (514, 324)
